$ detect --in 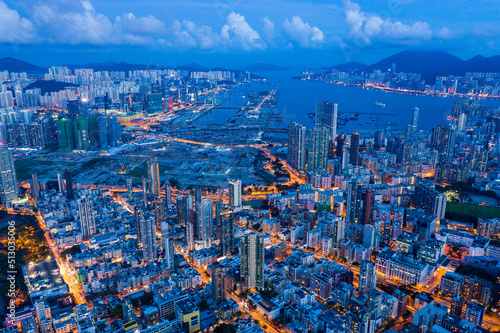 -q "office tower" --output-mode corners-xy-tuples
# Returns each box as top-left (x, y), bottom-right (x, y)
(465, 301), (485, 327)
(31, 173), (40, 198)
(177, 194), (193, 226)
(64, 169), (74, 200)
(78, 196), (95, 237)
(161, 222), (174, 271)
(211, 262), (226, 304)
(148, 158), (161, 200)
(73, 116), (90, 151)
(57, 119), (75, 151)
(196, 198), (213, 247)
(363, 225), (379, 249)
(450, 296), (464, 317)
(228, 180), (242, 212)
(346, 181), (362, 224)
(186, 218), (195, 252)
(134, 206), (144, 246)
(341, 146), (350, 170)
(155, 200), (164, 231)
(331, 216), (345, 248)
(362, 189), (374, 225)
(308, 126), (329, 171)
(350, 132), (360, 166)
(140, 216), (157, 262)
(431, 125), (444, 147)
(410, 107), (419, 132)
(413, 179), (447, 220)
(220, 212), (234, 257)
(336, 135), (344, 157)
(127, 177), (133, 201)
(240, 232), (265, 290)
(287, 122), (306, 170)
(315, 101), (338, 140)
(358, 259), (376, 296)
(165, 181), (172, 209)
(142, 176), (147, 206)
(0, 143), (18, 205)
(458, 113), (467, 131)
(374, 131), (384, 147)
(57, 173), (64, 193)
(440, 128), (456, 163)
(195, 188), (202, 203)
